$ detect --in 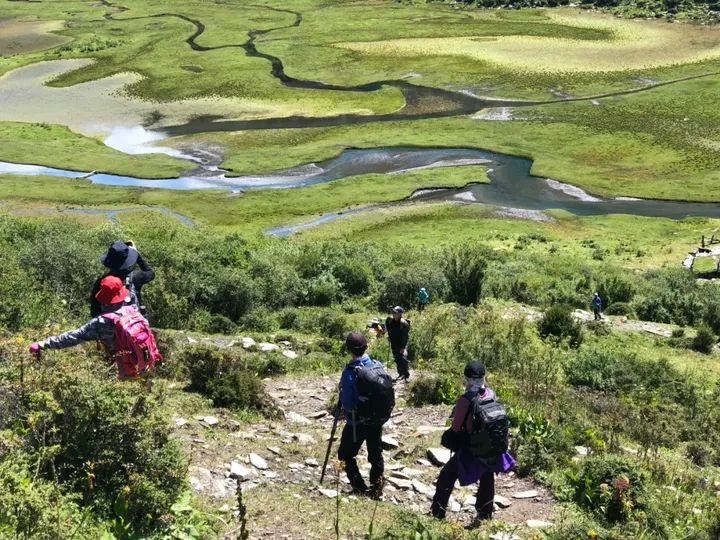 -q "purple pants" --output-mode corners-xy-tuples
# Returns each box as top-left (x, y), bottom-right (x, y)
(430, 454), (495, 519)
